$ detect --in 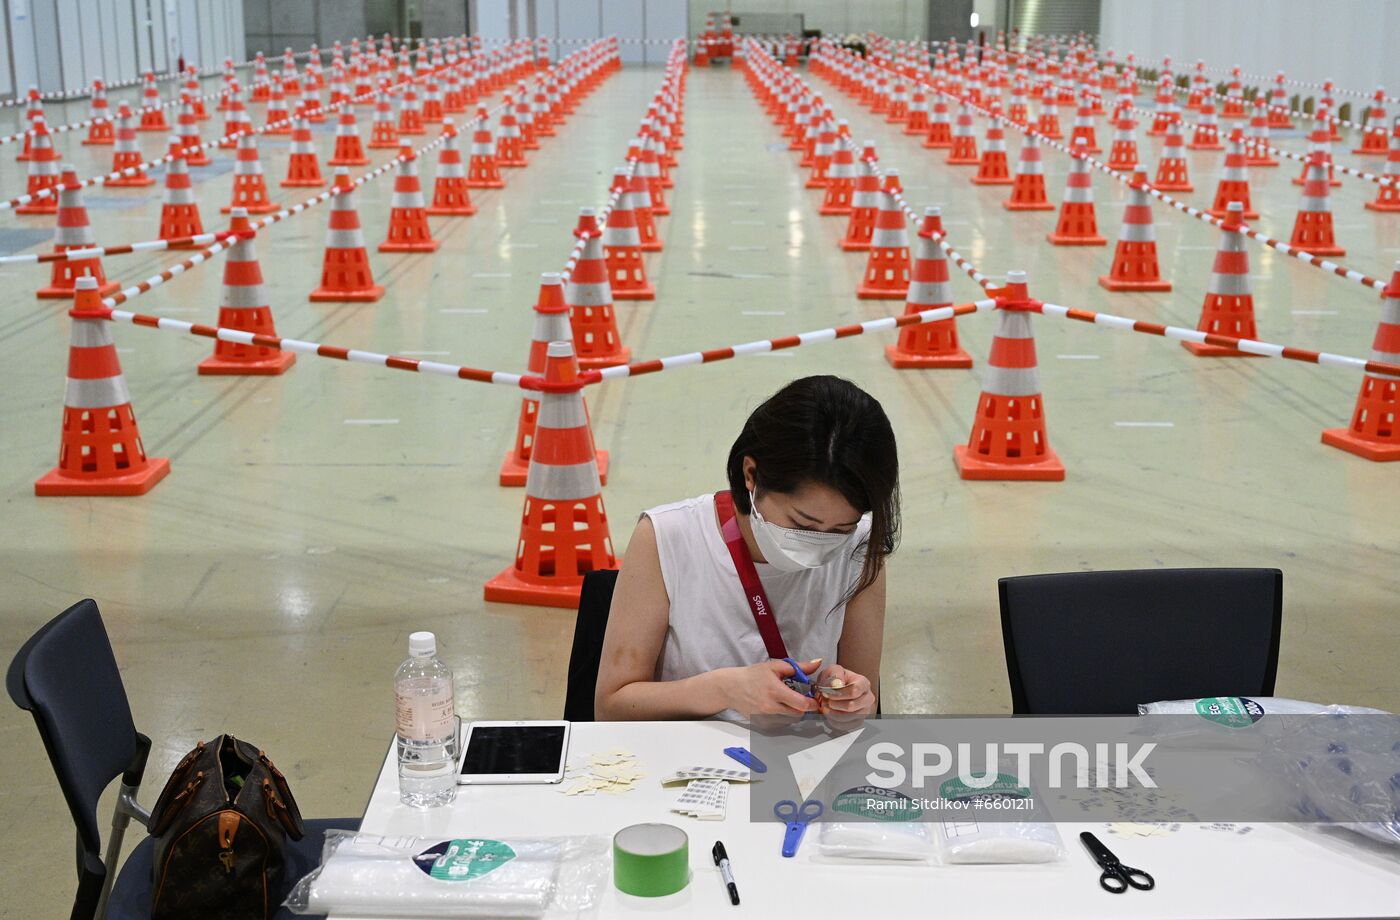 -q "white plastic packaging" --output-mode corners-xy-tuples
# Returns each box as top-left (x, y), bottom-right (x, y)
(1138, 696), (1388, 720)
(284, 831), (611, 918)
(818, 820), (935, 861)
(934, 816), (1065, 864)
